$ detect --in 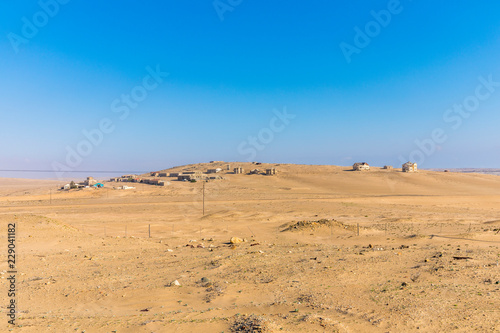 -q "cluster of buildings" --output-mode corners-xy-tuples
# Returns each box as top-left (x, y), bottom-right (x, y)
(61, 177), (104, 190)
(352, 162), (417, 172)
(110, 164), (280, 186)
(110, 174), (168, 186)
